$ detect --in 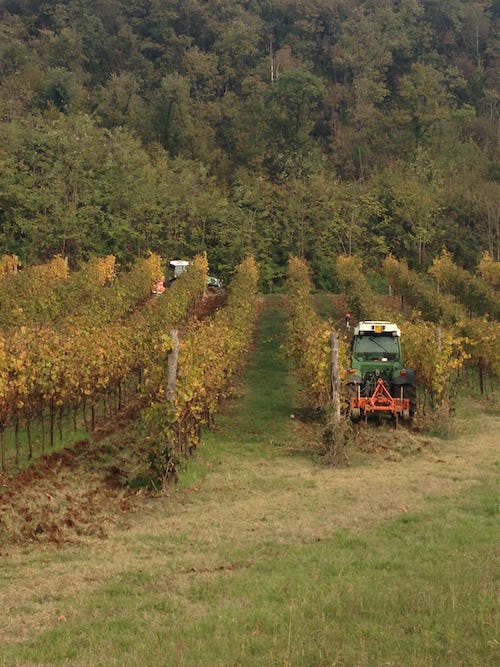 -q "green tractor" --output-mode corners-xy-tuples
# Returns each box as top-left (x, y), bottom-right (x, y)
(344, 320), (416, 424)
